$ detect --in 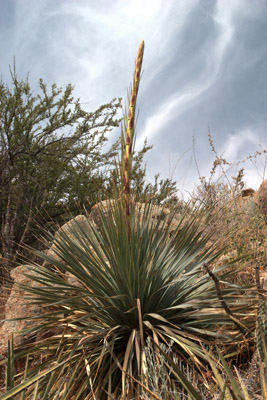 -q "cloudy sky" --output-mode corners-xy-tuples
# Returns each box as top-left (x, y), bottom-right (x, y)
(0, 0), (266, 196)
